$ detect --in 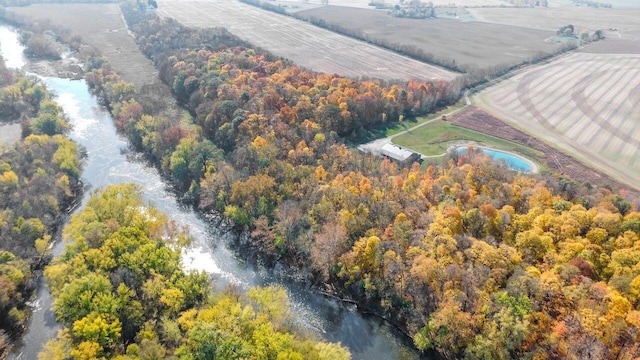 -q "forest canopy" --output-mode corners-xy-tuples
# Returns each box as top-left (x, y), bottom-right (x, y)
(77, 6), (640, 358)
(40, 184), (351, 359)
